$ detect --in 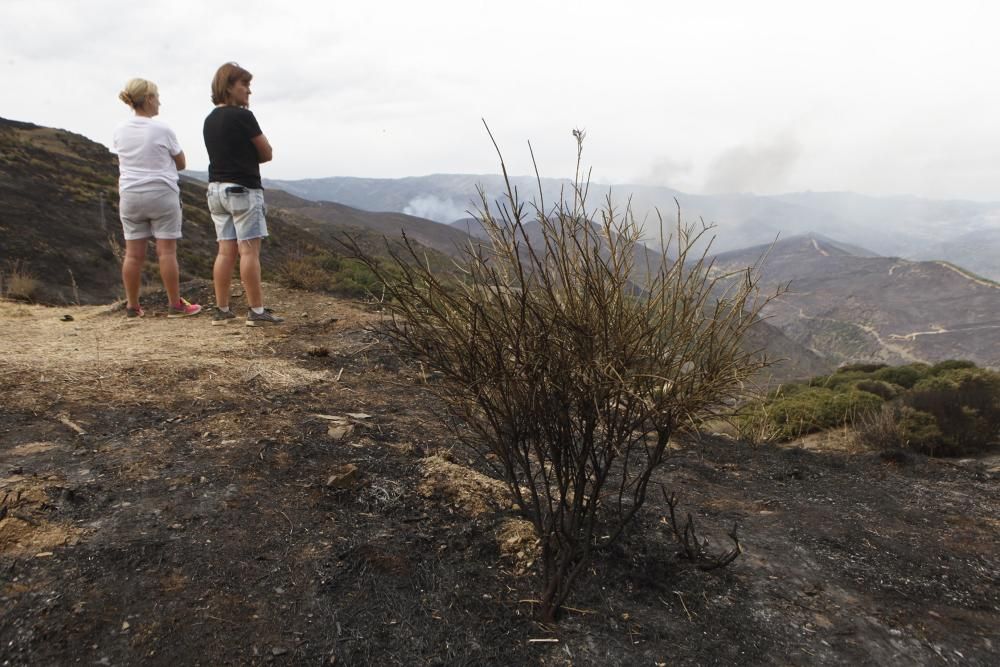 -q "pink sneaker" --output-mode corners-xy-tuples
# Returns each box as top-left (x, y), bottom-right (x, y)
(126, 305), (144, 319)
(167, 298), (203, 318)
